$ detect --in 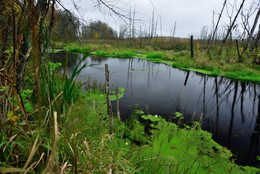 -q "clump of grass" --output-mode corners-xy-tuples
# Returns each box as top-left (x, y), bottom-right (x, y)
(172, 61), (191, 69)
(60, 90), (136, 173)
(224, 71), (260, 82)
(95, 50), (111, 57)
(113, 51), (136, 58)
(66, 45), (92, 54)
(94, 50), (136, 58)
(146, 52), (166, 59)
